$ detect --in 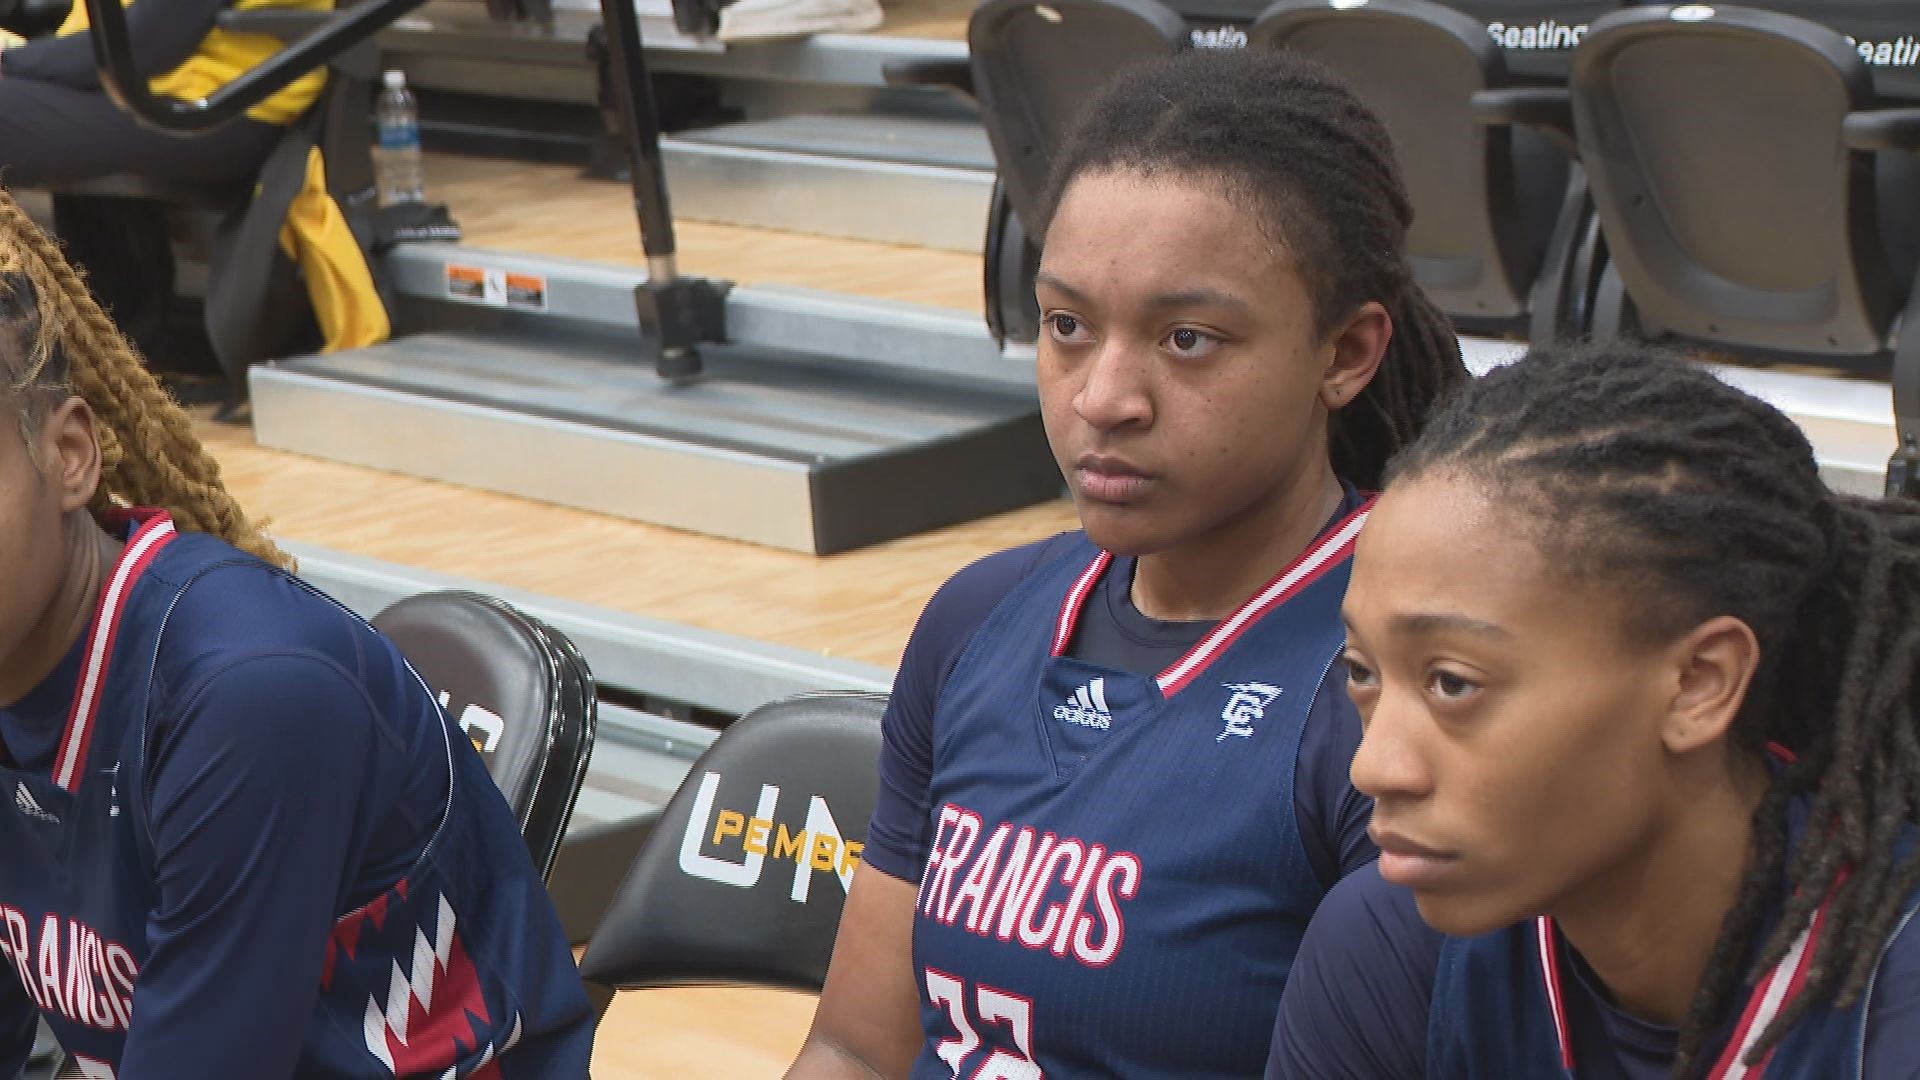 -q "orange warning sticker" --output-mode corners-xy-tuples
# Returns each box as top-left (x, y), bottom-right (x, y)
(446, 264), (486, 302)
(444, 264), (548, 311)
(504, 272), (548, 311)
